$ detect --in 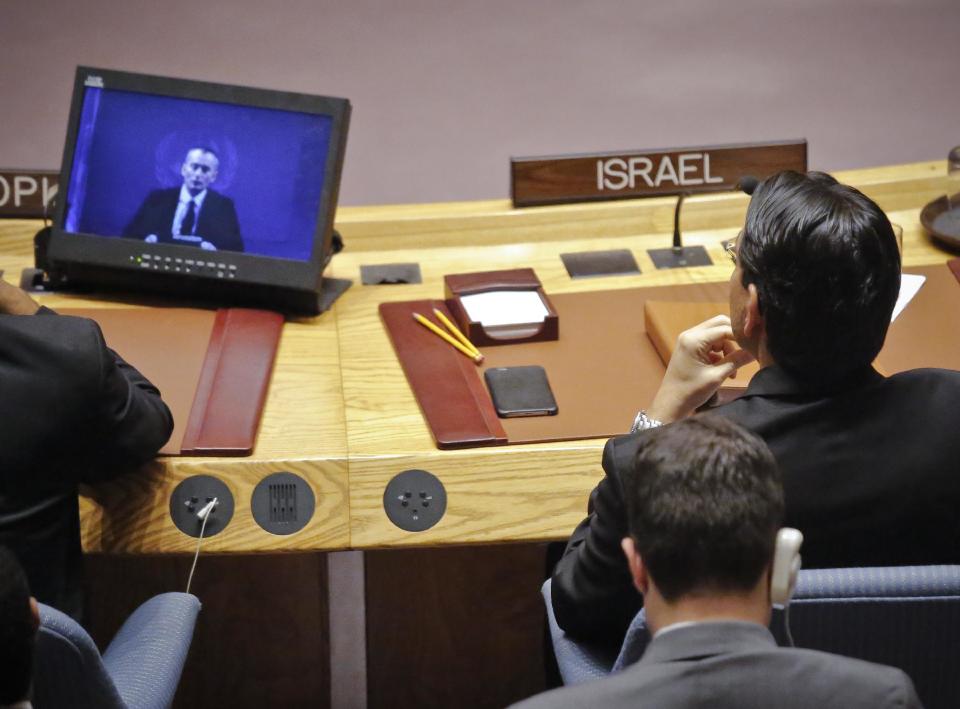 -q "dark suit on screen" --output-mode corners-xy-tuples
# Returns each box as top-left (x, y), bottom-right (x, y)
(0, 308), (173, 620)
(511, 622), (922, 709)
(123, 187), (244, 252)
(552, 364), (960, 644)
